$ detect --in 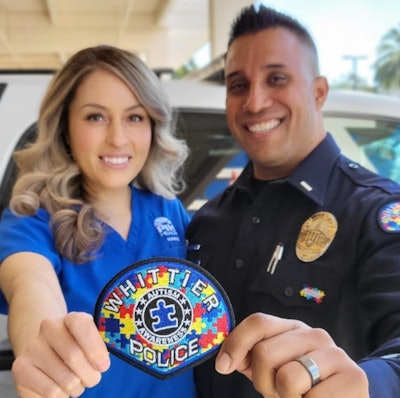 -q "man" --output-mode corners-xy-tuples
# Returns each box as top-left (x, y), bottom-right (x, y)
(187, 4), (400, 397)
